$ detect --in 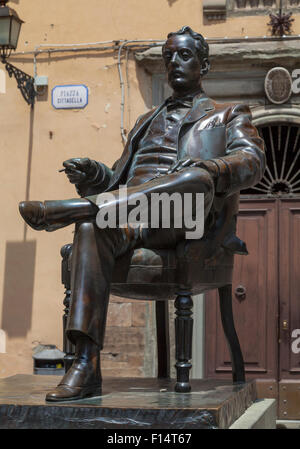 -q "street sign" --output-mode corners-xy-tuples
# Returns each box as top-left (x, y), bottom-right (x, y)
(52, 84), (88, 109)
